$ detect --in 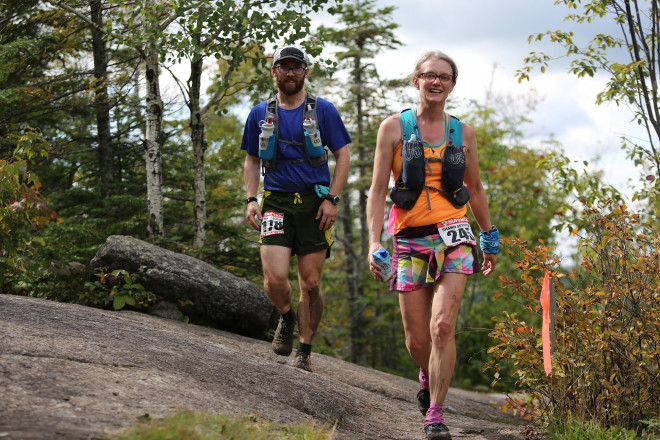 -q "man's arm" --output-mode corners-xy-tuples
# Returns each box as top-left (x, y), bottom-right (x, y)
(316, 144), (351, 232)
(329, 144), (350, 197)
(243, 153), (262, 231)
